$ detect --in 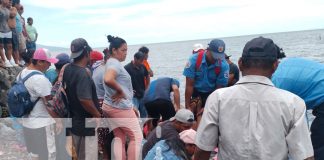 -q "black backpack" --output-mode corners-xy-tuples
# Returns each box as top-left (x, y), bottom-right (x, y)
(7, 71), (42, 117)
